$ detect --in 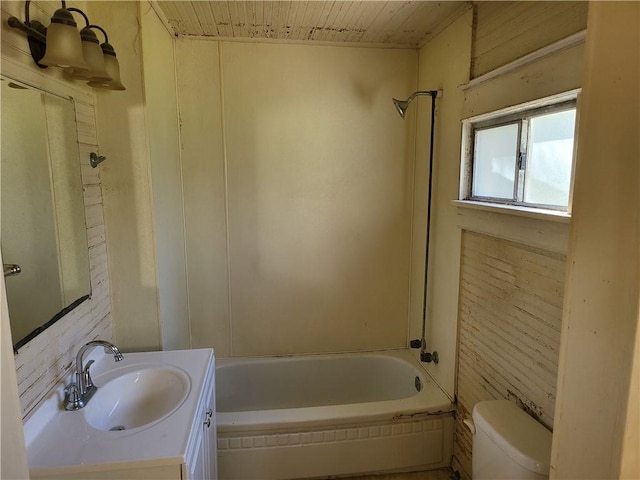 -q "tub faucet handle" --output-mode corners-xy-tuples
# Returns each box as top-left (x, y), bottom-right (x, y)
(420, 351), (439, 364)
